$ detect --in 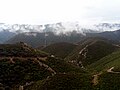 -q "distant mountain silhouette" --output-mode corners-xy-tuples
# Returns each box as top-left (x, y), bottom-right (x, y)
(87, 29), (120, 42)
(5, 31), (85, 47)
(0, 30), (16, 43)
